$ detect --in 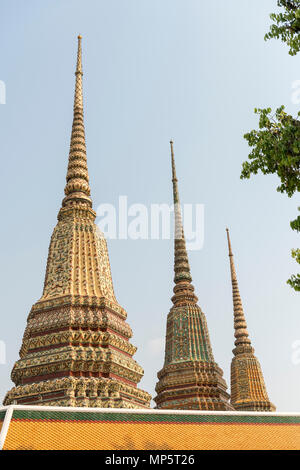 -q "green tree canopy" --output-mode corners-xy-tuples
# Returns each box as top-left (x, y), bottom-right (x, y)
(242, 107), (300, 197)
(265, 1), (300, 55)
(242, 107), (300, 291)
